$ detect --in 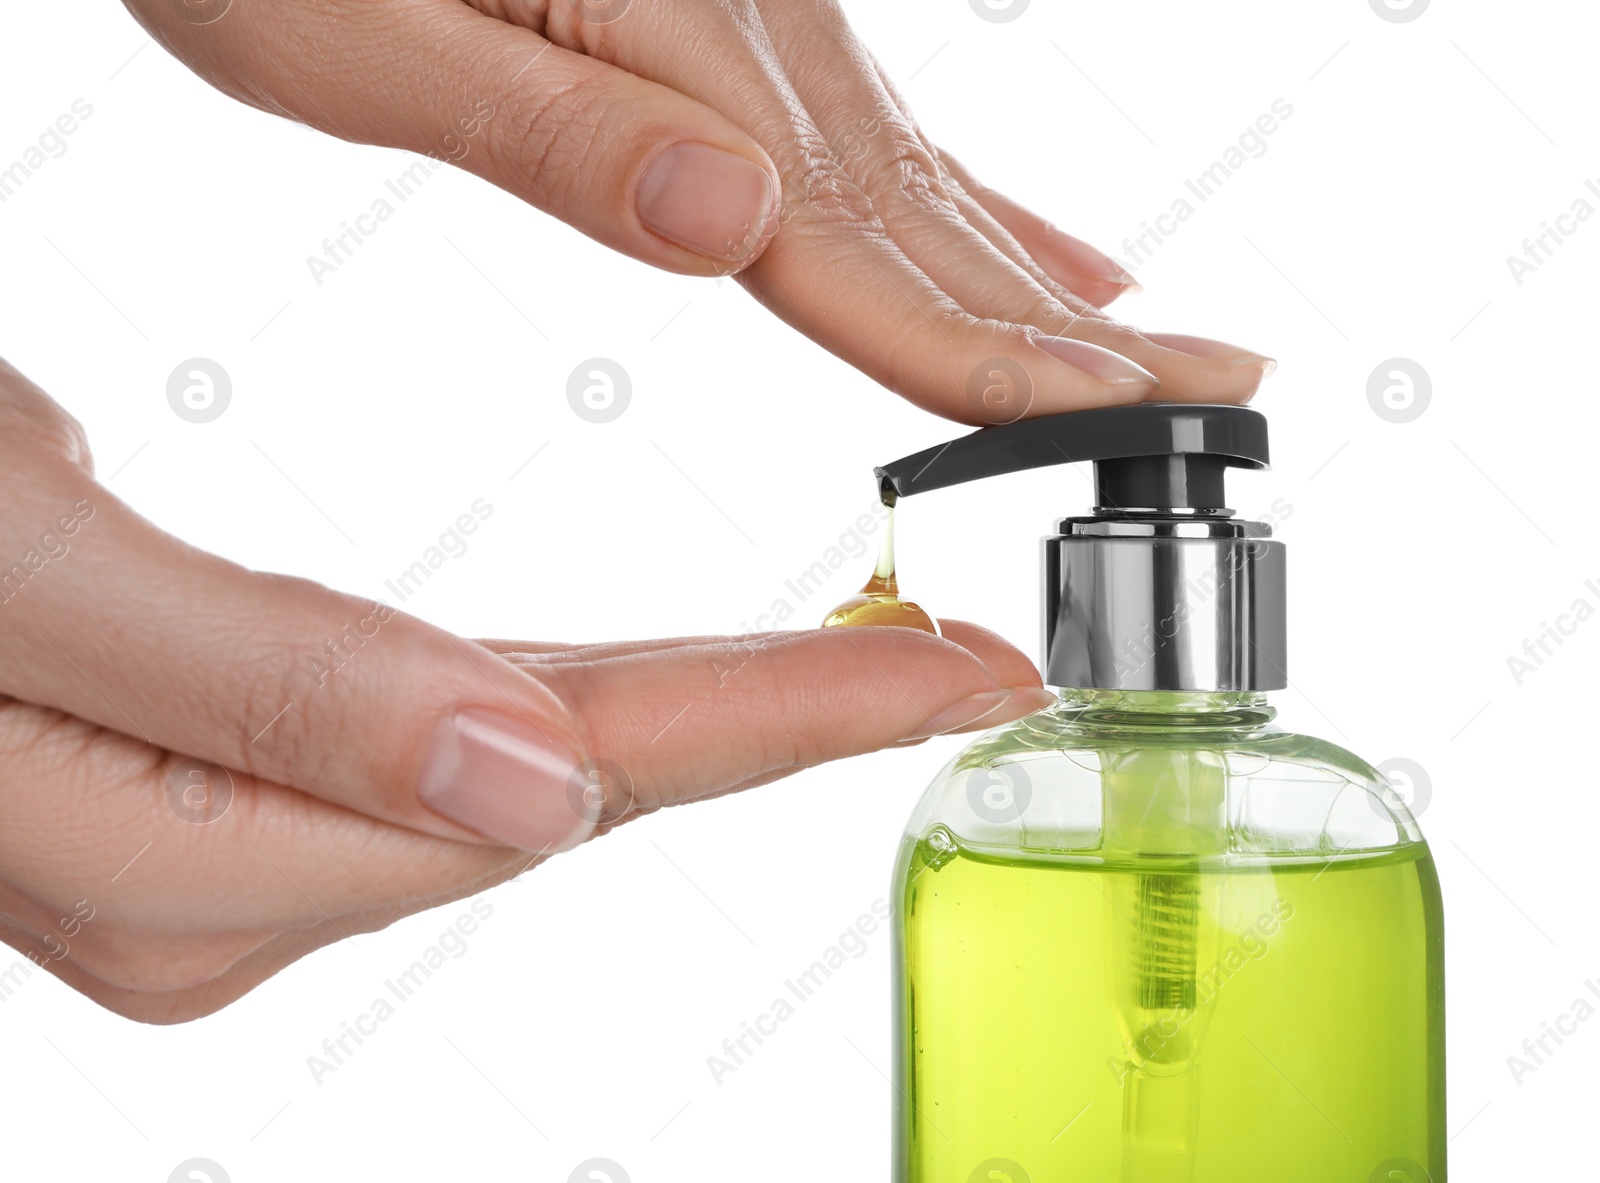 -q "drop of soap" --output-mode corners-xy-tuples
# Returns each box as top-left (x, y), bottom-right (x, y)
(822, 572), (939, 633)
(821, 497), (940, 635)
